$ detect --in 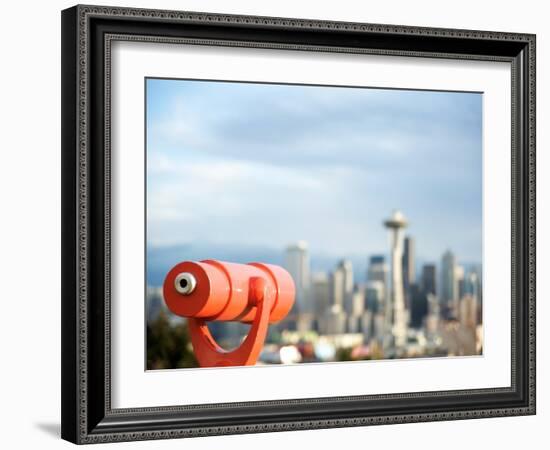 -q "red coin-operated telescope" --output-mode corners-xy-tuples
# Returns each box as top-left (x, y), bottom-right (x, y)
(163, 260), (295, 368)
